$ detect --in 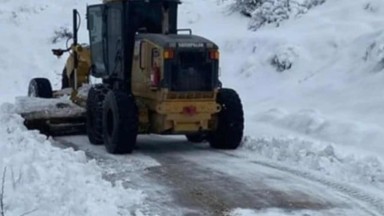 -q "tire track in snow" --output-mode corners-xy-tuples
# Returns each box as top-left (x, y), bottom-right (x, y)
(56, 138), (230, 215)
(137, 136), (354, 215)
(55, 136), (337, 215)
(137, 145), (334, 216)
(220, 151), (384, 216)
